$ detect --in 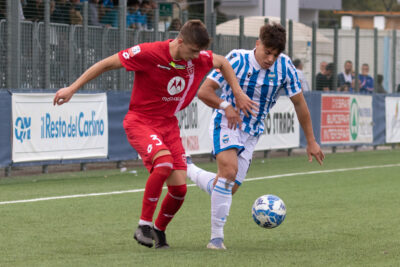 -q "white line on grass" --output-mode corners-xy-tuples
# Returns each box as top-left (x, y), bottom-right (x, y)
(1, 163), (400, 205)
